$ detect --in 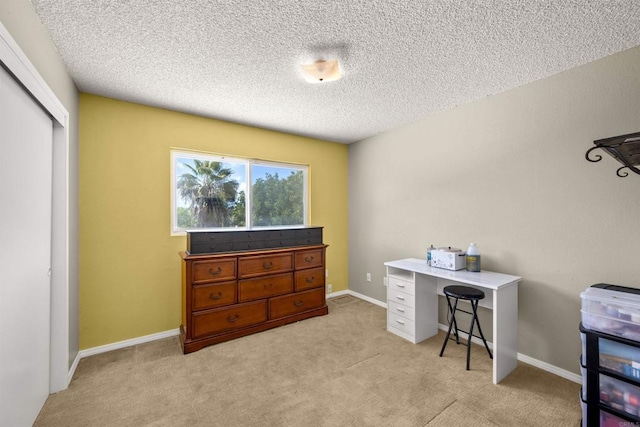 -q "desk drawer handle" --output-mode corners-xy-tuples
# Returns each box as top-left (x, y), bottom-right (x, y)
(209, 267), (222, 276)
(396, 307), (405, 313)
(209, 292), (223, 300)
(395, 295), (405, 301)
(396, 319), (405, 325)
